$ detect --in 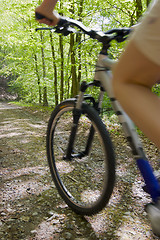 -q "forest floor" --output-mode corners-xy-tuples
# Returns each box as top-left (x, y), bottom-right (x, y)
(0, 101), (160, 240)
